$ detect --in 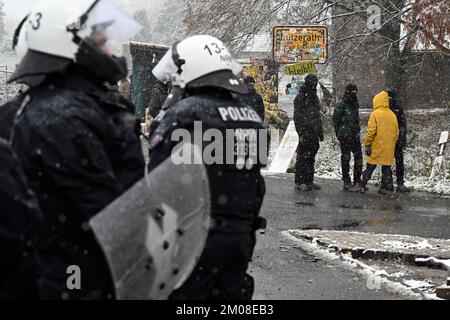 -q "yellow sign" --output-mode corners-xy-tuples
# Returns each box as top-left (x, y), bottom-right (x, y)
(273, 26), (328, 64)
(284, 61), (317, 76)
